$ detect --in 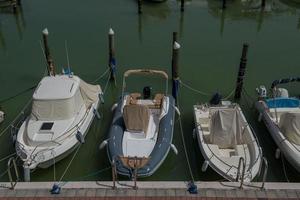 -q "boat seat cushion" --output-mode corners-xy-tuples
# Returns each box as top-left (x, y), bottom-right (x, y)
(123, 104), (150, 134)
